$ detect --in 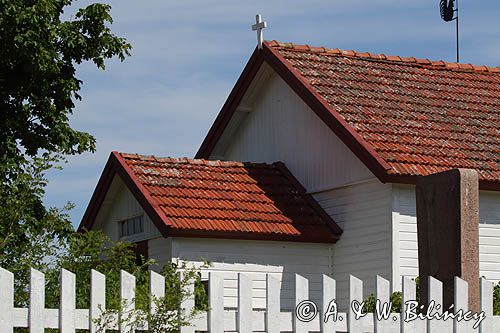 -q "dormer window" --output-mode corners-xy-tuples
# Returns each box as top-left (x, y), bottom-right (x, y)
(119, 215), (144, 238)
